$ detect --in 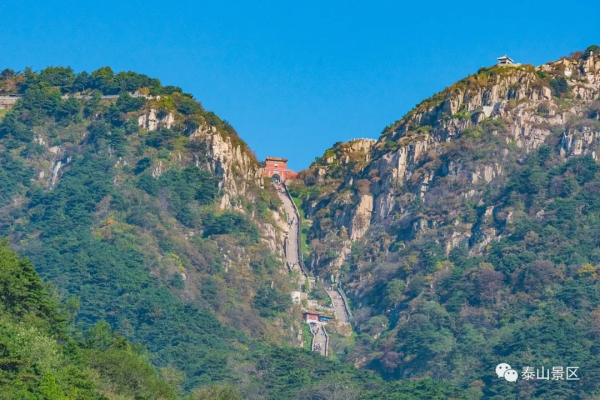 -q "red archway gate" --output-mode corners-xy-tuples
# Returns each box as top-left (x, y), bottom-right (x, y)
(264, 157), (297, 181)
